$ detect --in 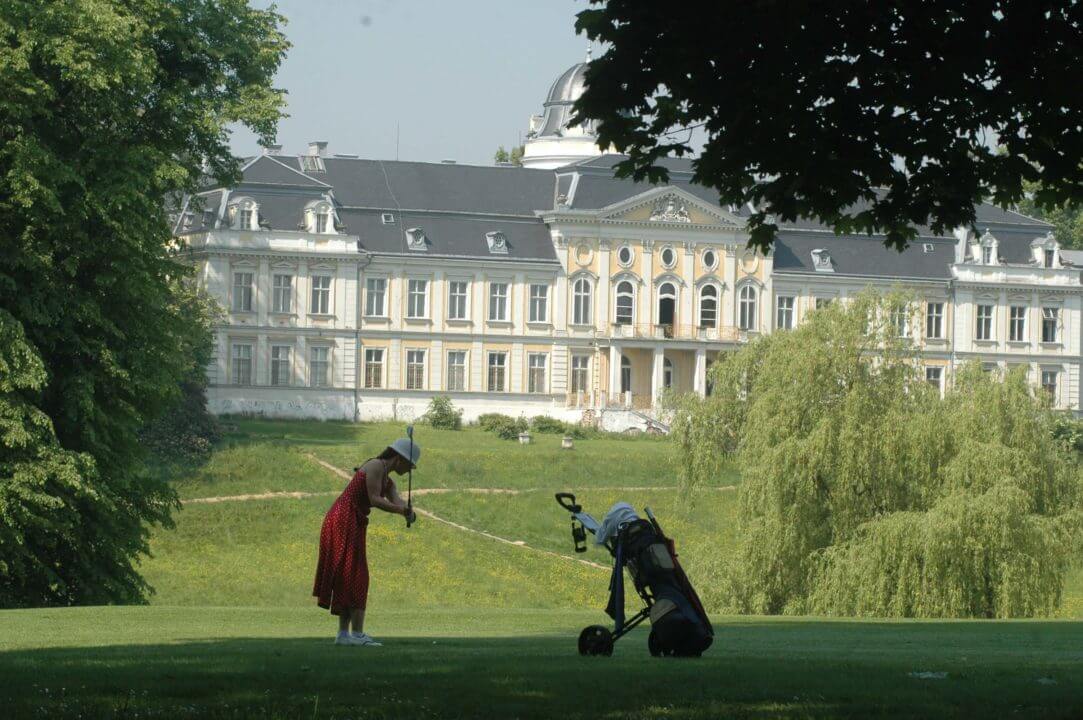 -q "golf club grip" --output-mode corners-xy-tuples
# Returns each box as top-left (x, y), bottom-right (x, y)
(555, 492), (579, 512)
